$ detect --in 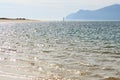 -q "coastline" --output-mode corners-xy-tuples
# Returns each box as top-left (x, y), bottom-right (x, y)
(0, 19), (40, 23)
